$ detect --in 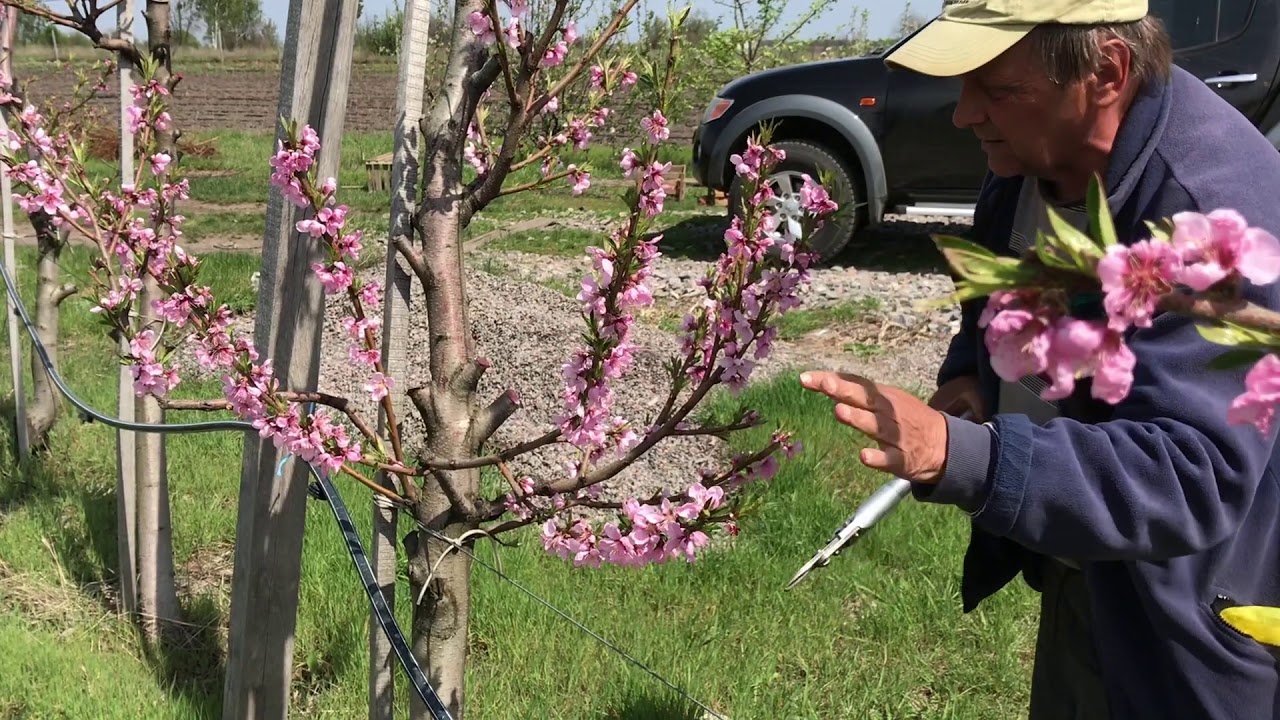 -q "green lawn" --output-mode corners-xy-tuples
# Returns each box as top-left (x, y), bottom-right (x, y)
(0, 237), (1041, 718)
